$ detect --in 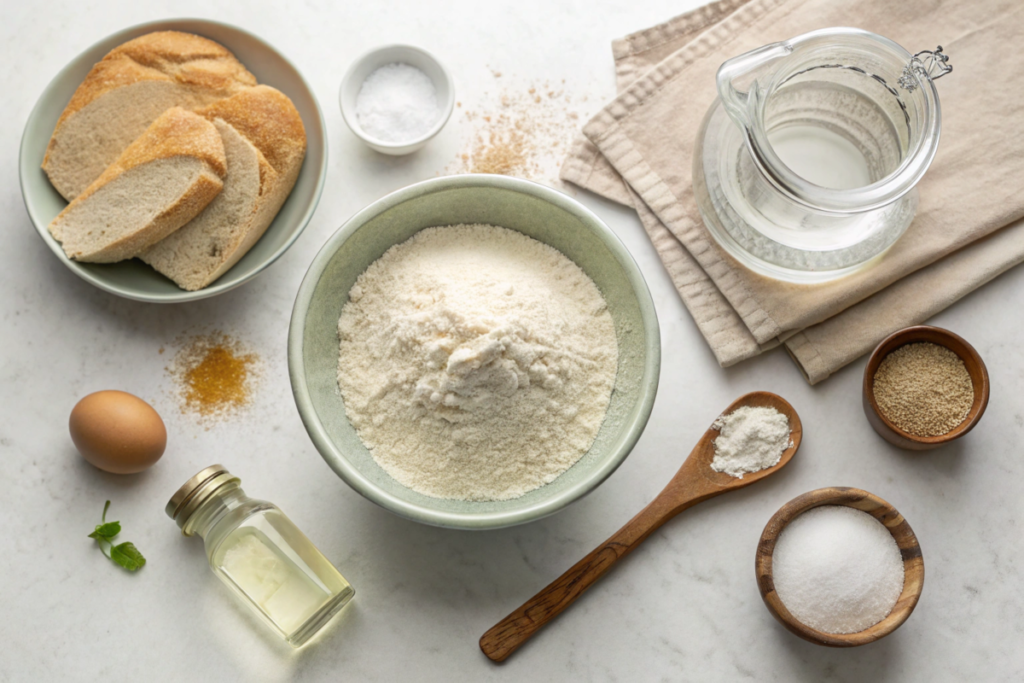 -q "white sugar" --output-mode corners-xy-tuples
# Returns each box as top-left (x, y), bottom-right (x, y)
(355, 62), (440, 143)
(772, 505), (905, 634)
